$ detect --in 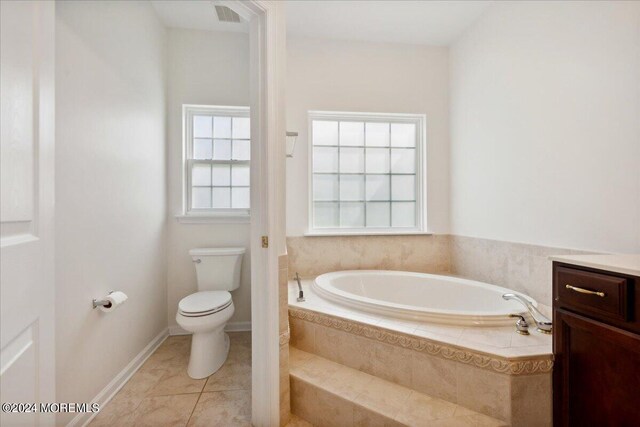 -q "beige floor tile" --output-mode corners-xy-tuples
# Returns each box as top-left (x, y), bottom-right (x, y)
(203, 358), (251, 392)
(452, 405), (479, 417)
(228, 331), (252, 345)
(286, 414), (314, 427)
(227, 344), (251, 366)
(89, 394), (140, 427)
(353, 376), (411, 419)
(427, 416), (483, 427)
(129, 393), (199, 427)
(119, 366), (168, 396)
(148, 364), (207, 396)
(353, 404), (403, 427)
(210, 332), (252, 391)
(187, 390), (251, 427)
(96, 333), (253, 427)
(140, 337), (190, 371)
(469, 413), (509, 426)
(432, 411), (507, 427)
(395, 391), (457, 425)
